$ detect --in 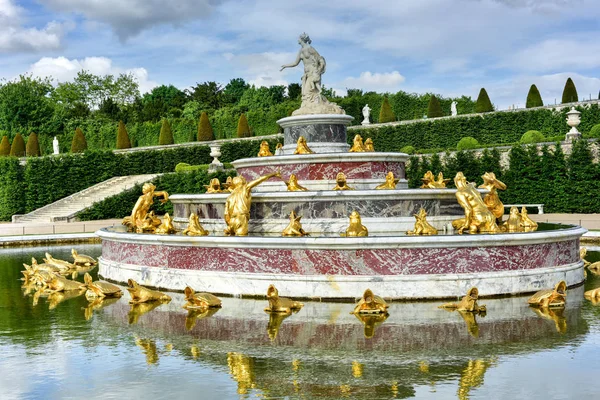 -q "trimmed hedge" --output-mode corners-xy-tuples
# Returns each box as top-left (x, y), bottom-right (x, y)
(116, 120), (131, 149)
(0, 136), (9, 156)
(526, 84), (543, 108)
(475, 88), (493, 113)
(26, 132), (41, 157)
(10, 133), (25, 157)
(198, 112), (214, 141)
(236, 113), (251, 138)
(456, 137), (479, 150)
(71, 128), (87, 153)
(158, 119), (174, 145)
(590, 124), (600, 138)
(520, 130), (545, 144)
(0, 157), (24, 220)
(427, 95), (443, 118)
(562, 77), (578, 104)
(378, 97), (396, 123)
